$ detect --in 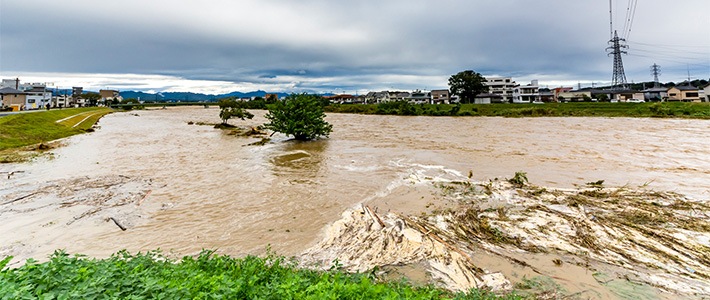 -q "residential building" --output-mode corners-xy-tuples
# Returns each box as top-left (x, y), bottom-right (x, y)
(474, 93), (502, 104)
(704, 84), (710, 102)
(324, 94), (355, 104)
(72, 87), (84, 107)
(1, 79), (52, 109)
(552, 87), (573, 102)
(512, 80), (540, 103)
(53, 94), (71, 108)
(407, 90), (430, 104)
(430, 89), (450, 104)
(0, 87), (27, 111)
(539, 90), (555, 102)
(388, 91), (409, 101)
(667, 85), (701, 102)
(558, 90), (592, 102)
(643, 87), (668, 102)
(365, 91), (390, 103)
(610, 90), (645, 102)
(485, 77), (517, 103)
(1, 78), (20, 89)
(24, 86), (53, 109)
(99, 89), (122, 104)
